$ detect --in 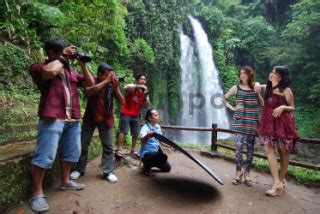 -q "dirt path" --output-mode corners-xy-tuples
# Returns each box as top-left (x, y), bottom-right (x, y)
(8, 150), (320, 214)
